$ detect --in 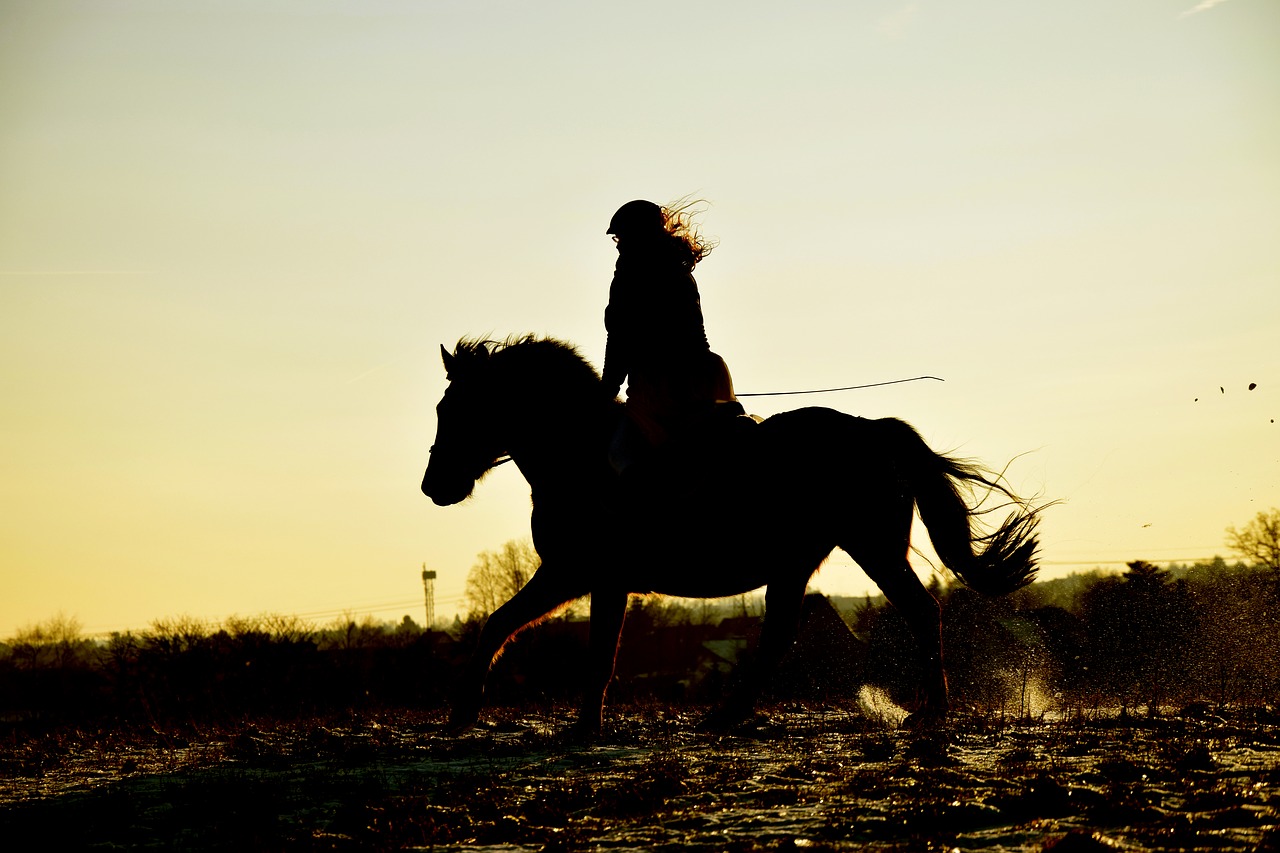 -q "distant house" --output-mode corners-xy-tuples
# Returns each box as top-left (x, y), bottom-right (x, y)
(773, 594), (868, 700)
(683, 594), (868, 701)
(475, 593), (870, 705)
